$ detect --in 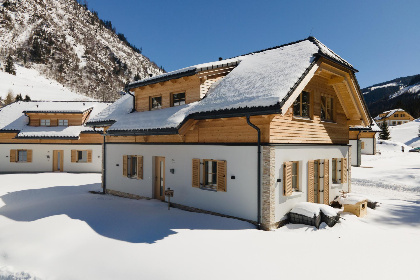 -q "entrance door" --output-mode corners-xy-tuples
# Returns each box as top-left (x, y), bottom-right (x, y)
(154, 157), (165, 201)
(53, 150), (64, 172)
